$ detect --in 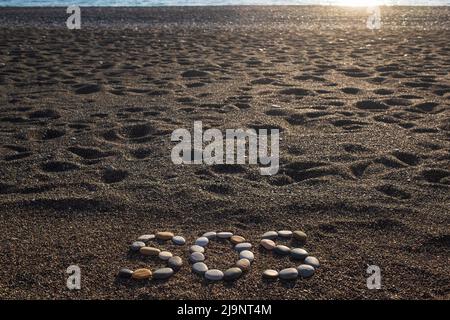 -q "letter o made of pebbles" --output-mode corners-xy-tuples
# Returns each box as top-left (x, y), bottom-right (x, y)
(260, 230), (319, 281)
(119, 231), (185, 280)
(190, 232), (254, 282)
